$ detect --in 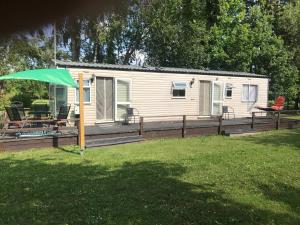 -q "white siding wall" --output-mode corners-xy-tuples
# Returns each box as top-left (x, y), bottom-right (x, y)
(66, 68), (268, 125)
